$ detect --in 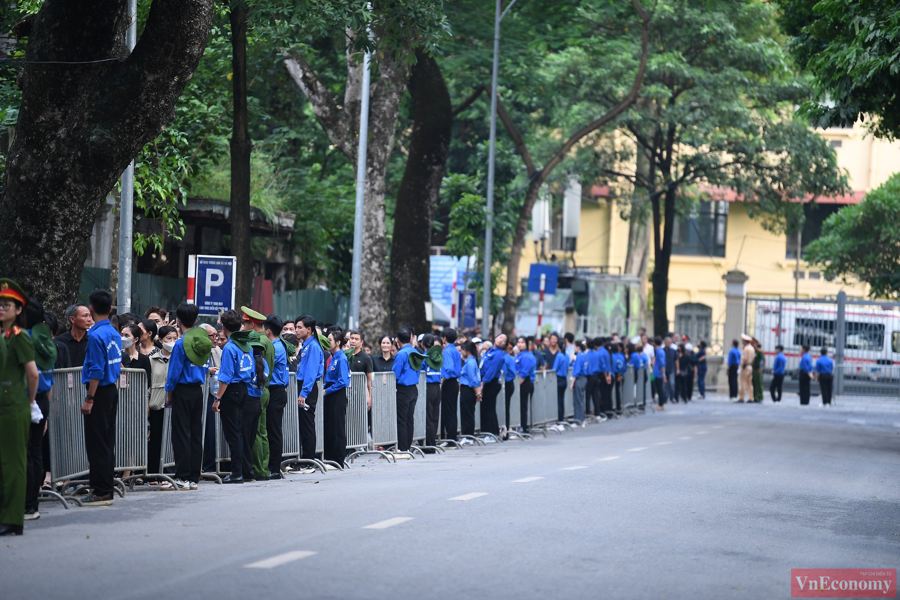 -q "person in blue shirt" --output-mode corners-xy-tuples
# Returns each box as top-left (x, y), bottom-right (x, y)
(570, 341), (588, 424)
(798, 344), (813, 406)
(727, 340), (741, 400)
(392, 327), (423, 451)
(769, 344), (786, 403)
(815, 346), (835, 405)
(547, 333), (570, 423)
(595, 337), (613, 414)
(479, 334), (508, 436)
(78, 290), (122, 505)
(458, 340), (483, 437)
(295, 315), (325, 465)
(420, 333), (443, 447)
(440, 328), (461, 442)
(584, 339), (599, 417)
(612, 343), (626, 412)
(322, 326), (350, 466)
(212, 310), (254, 483)
(263, 314), (291, 479)
(502, 345), (517, 434)
(652, 337), (667, 410)
(515, 337), (536, 432)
